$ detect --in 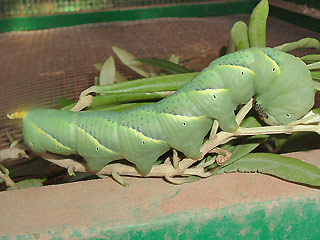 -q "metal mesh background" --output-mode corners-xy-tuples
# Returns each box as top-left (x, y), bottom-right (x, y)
(0, 0), (225, 17)
(0, 15), (319, 149)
